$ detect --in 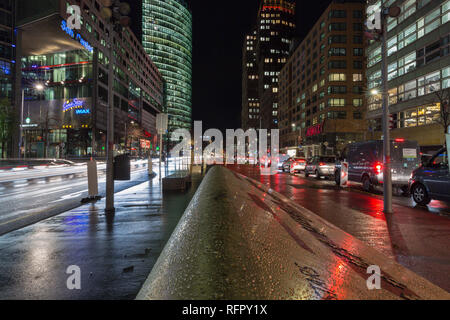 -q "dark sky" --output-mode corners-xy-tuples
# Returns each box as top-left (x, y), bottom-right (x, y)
(132, 0), (334, 131)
